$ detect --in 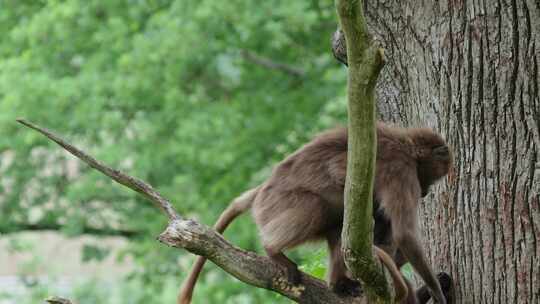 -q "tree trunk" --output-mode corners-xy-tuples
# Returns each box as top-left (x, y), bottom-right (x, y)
(367, 1), (540, 303)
